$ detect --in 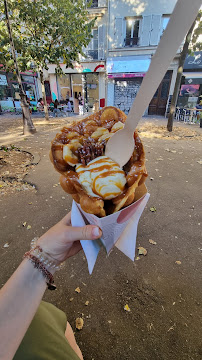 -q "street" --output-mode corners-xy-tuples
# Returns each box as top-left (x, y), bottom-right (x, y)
(0, 115), (202, 360)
